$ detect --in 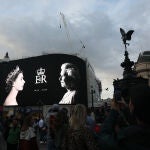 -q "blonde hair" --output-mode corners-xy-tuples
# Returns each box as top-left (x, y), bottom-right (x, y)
(69, 104), (87, 129)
